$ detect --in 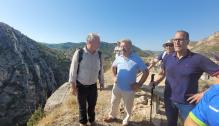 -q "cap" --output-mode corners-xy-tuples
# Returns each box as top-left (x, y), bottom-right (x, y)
(163, 40), (173, 47)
